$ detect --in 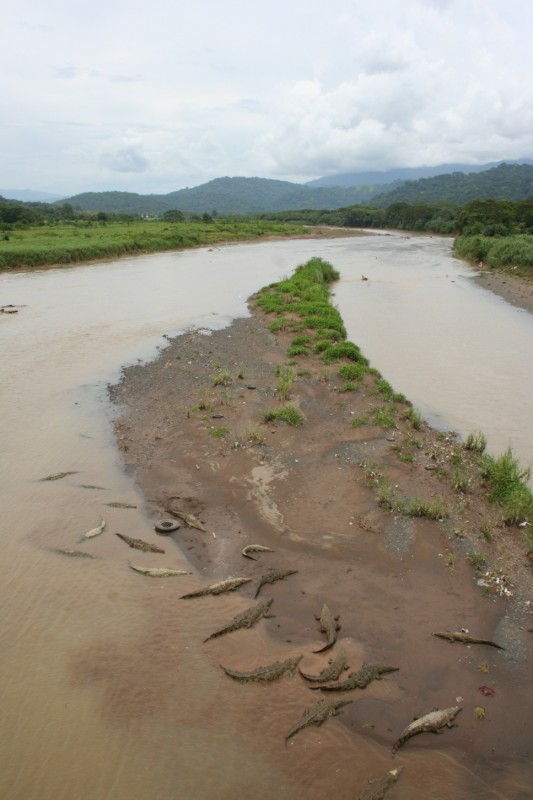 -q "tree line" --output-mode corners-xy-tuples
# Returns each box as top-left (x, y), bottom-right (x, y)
(258, 198), (533, 236)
